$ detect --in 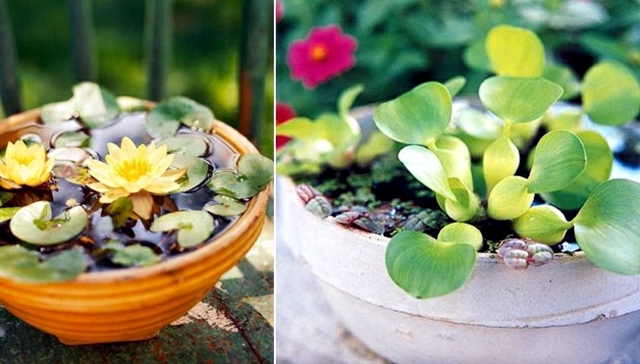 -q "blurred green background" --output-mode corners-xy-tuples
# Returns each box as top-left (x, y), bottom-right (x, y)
(277, 0), (640, 118)
(1, 0), (274, 157)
